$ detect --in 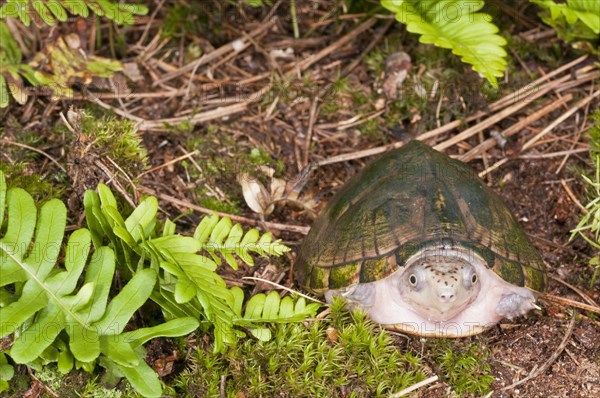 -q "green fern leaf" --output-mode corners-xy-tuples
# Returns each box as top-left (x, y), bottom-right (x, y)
(0, 0), (147, 26)
(0, 171), (198, 397)
(84, 186), (239, 353)
(0, 20), (123, 108)
(532, 0), (599, 39)
(83, 186), (310, 353)
(195, 213), (291, 268)
(231, 288), (322, 341)
(233, 288), (321, 331)
(0, 21), (41, 107)
(381, 0), (507, 87)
